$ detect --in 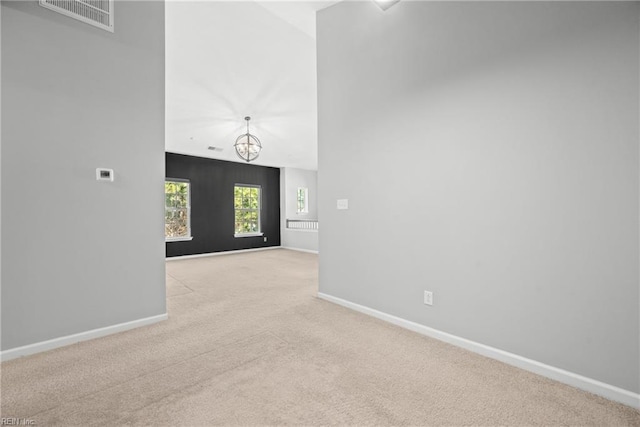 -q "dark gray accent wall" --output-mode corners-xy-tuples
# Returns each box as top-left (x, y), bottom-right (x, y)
(1, 1), (166, 350)
(165, 153), (281, 257)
